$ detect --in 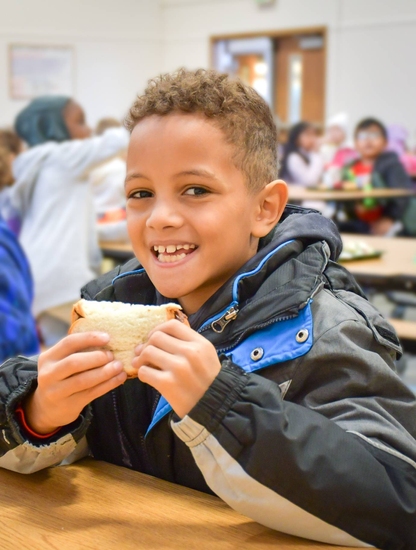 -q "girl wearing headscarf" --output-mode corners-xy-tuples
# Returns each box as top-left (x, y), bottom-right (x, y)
(8, 96), (129, 345)
(280, 122), (323, 187)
